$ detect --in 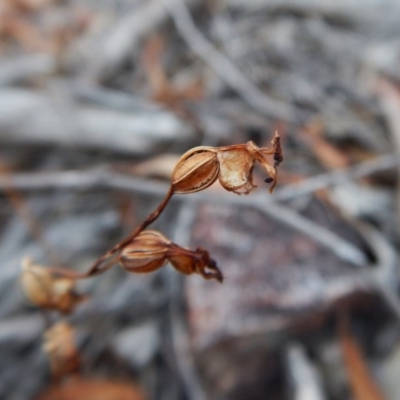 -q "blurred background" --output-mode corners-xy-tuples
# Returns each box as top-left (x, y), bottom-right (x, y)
(1, 0), (400, 399)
